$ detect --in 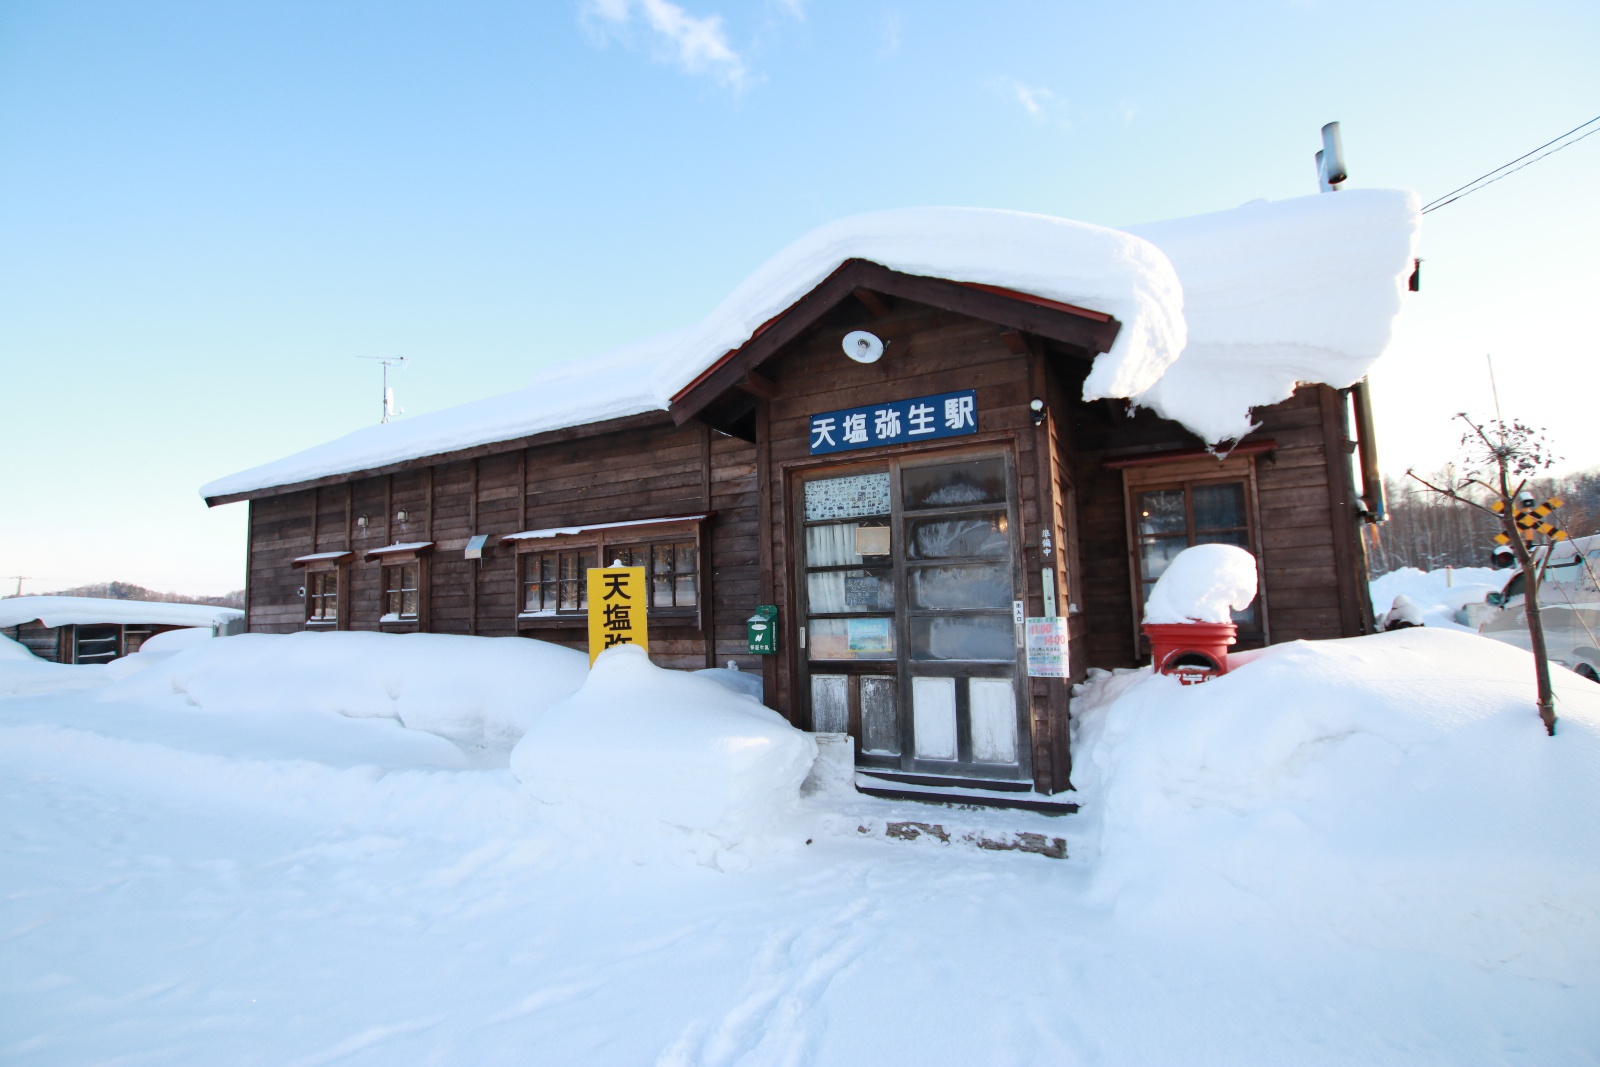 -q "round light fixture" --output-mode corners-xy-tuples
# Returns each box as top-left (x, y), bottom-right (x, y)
(842, 330), (884, 364)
